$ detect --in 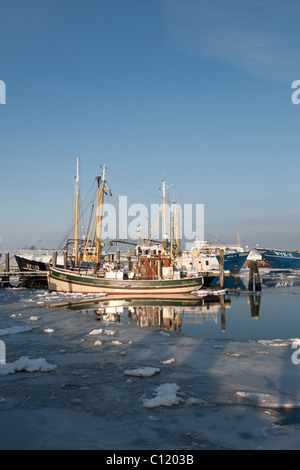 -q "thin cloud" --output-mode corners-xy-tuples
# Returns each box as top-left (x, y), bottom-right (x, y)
(162, 0), (300, 81)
